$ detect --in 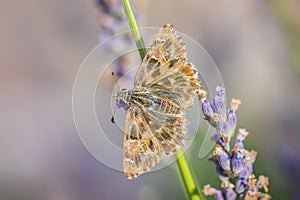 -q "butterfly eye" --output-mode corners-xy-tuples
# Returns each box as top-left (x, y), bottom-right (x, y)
(117, 102), (129, 110)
